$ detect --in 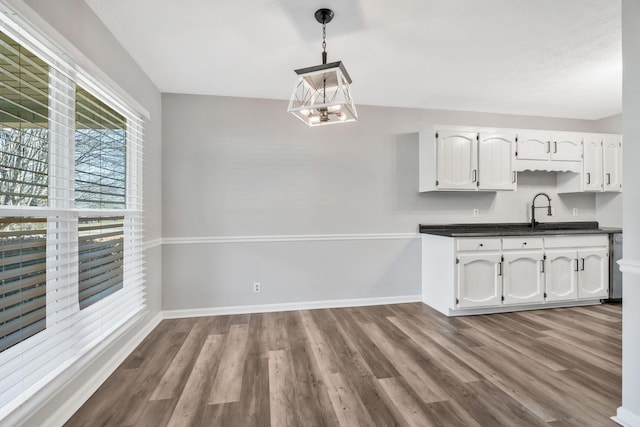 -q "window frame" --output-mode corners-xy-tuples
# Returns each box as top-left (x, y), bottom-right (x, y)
(0, 4), (147, 419)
